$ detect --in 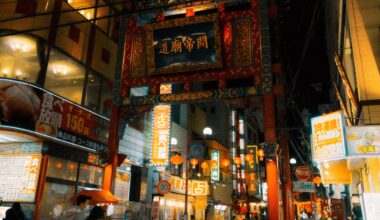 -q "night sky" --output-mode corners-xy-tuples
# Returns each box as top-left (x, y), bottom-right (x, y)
(280, 0), (332, 162)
